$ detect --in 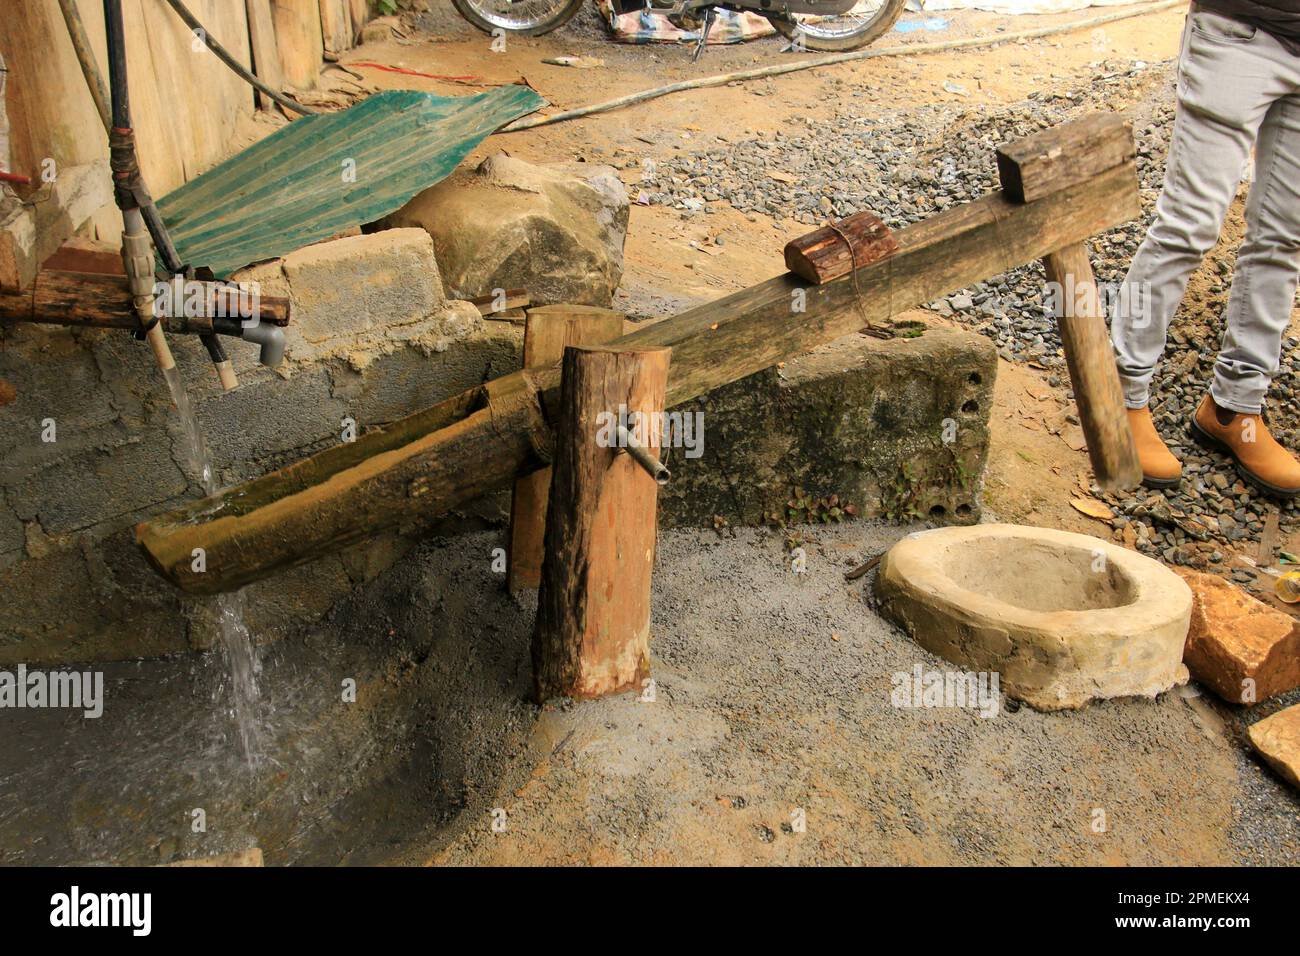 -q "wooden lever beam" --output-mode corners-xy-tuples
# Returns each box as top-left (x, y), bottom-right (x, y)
(138, 116), (1142, 594)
